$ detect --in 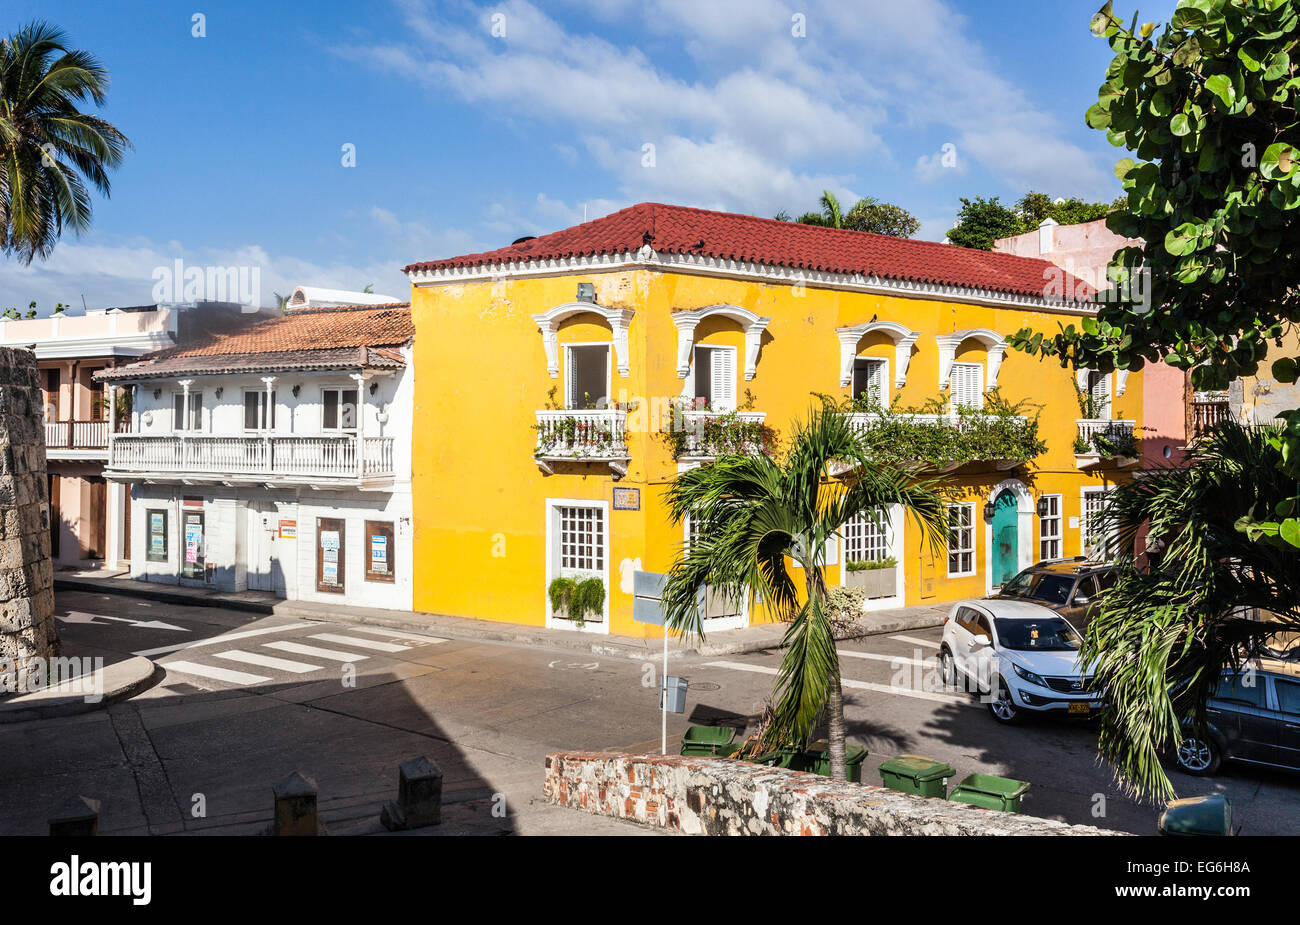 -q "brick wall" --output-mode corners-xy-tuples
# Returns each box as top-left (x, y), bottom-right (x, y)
(544, 752), (1123, 836)
(0, 347), (59, 684)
